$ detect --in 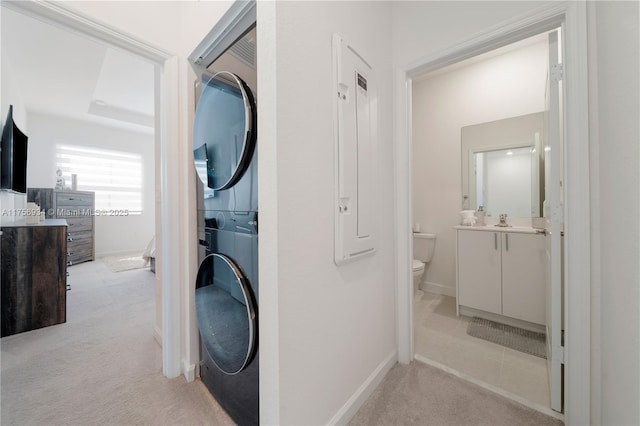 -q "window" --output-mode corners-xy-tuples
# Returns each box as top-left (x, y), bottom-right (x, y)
(56, 144), (143, 213)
